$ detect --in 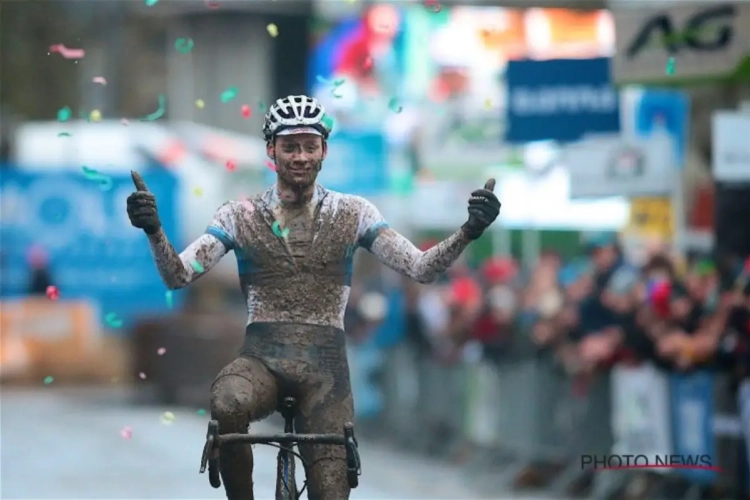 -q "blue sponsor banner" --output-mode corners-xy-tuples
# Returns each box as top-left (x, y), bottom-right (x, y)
(0, 167), (182, 331)
(505, 57), (621, 144)
(264, 131), (388, 196)
(634, 89), (689, 169)
(669, 371), (717, 484)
